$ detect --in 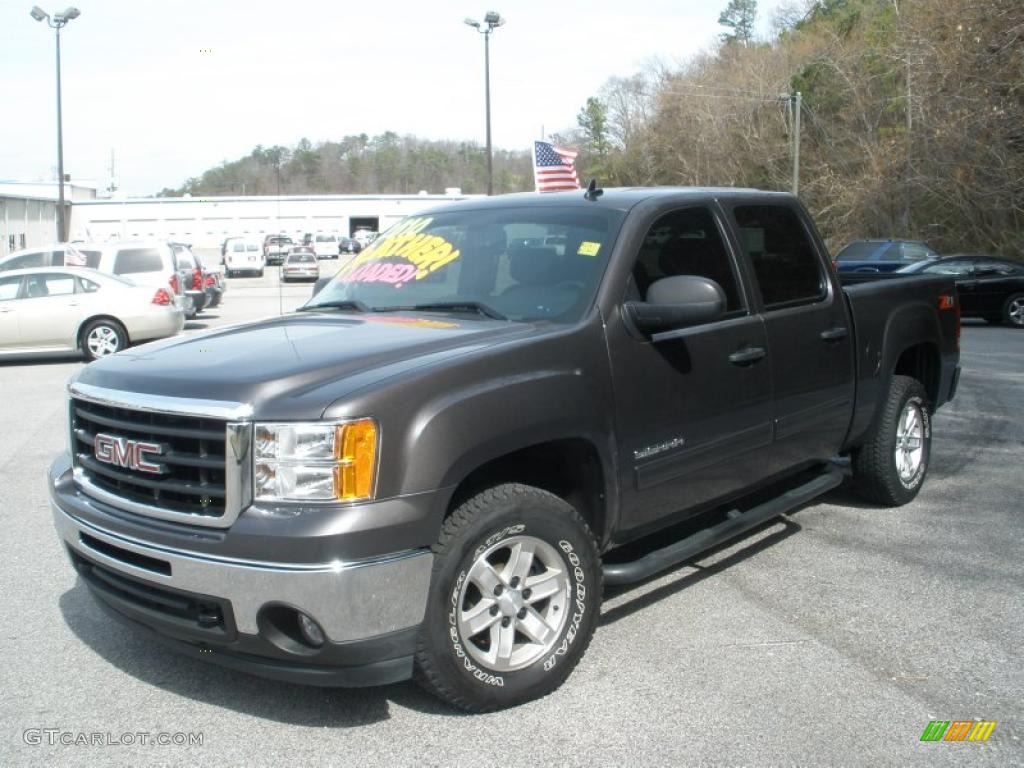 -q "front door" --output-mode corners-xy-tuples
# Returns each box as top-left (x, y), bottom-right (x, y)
(0, 275), (23, 350)
(607, 205), (774, 534)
